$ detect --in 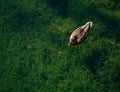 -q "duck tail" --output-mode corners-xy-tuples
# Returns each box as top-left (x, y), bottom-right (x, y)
(80, 21), (93, 32)
(86, 21), (93, 28)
